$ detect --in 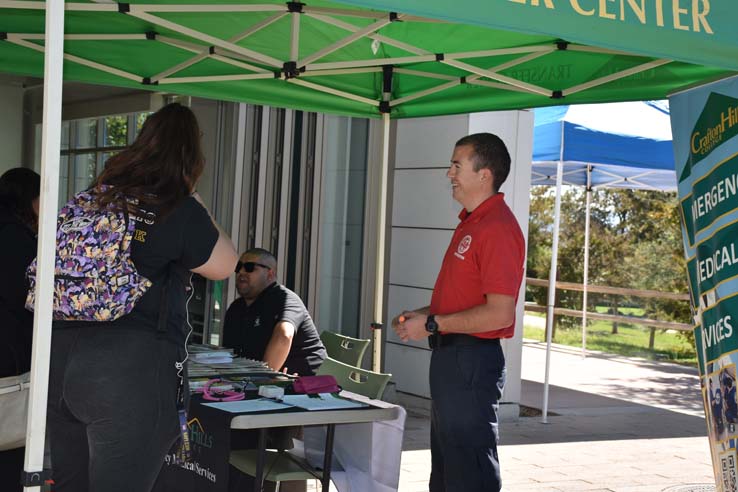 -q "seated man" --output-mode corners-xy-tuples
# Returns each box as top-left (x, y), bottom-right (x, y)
(223, 247), (326, 375)
(223, 249), (325, 492)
